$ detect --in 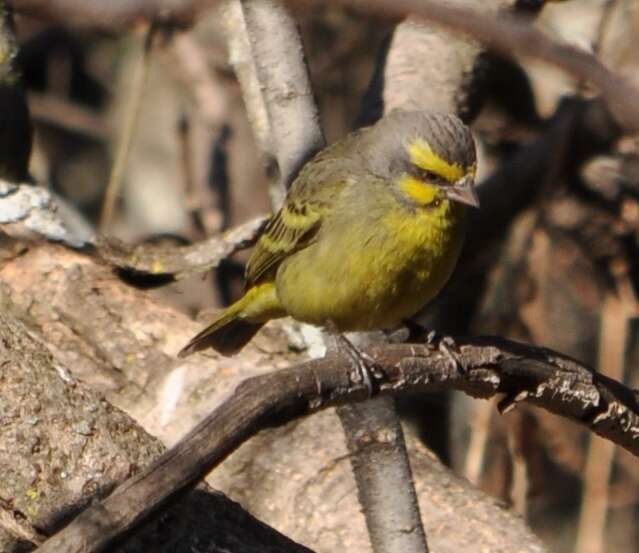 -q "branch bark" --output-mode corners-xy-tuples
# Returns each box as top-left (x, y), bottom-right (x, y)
(96, 214), (267, 280)
(338, 0), (639, 132)
(239, 0), (324, 195)
(0, 291), (313, 553)
(338, 396), (429, 553)
(224, 3), (429, 552)
(16, 0), (639, 134)
(0, 241), (549, 553)
(34, 327), (638, 552)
